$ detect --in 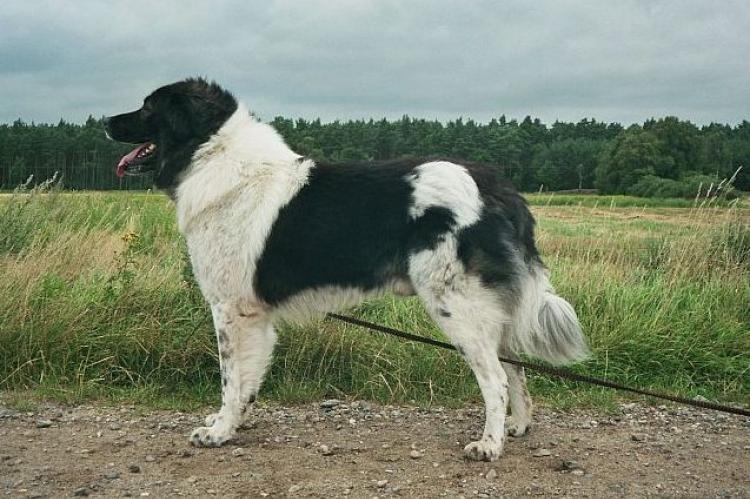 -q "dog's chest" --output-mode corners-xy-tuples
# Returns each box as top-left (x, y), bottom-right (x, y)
(176, 160), (311, 305)
(183, 205), (253, 303)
